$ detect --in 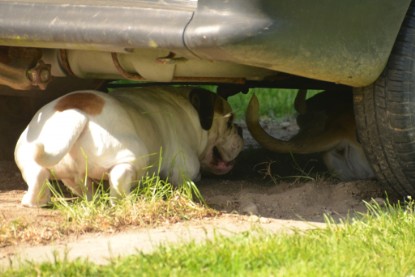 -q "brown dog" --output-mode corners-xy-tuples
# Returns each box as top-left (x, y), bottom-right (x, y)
(246, 89), (374, 180)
